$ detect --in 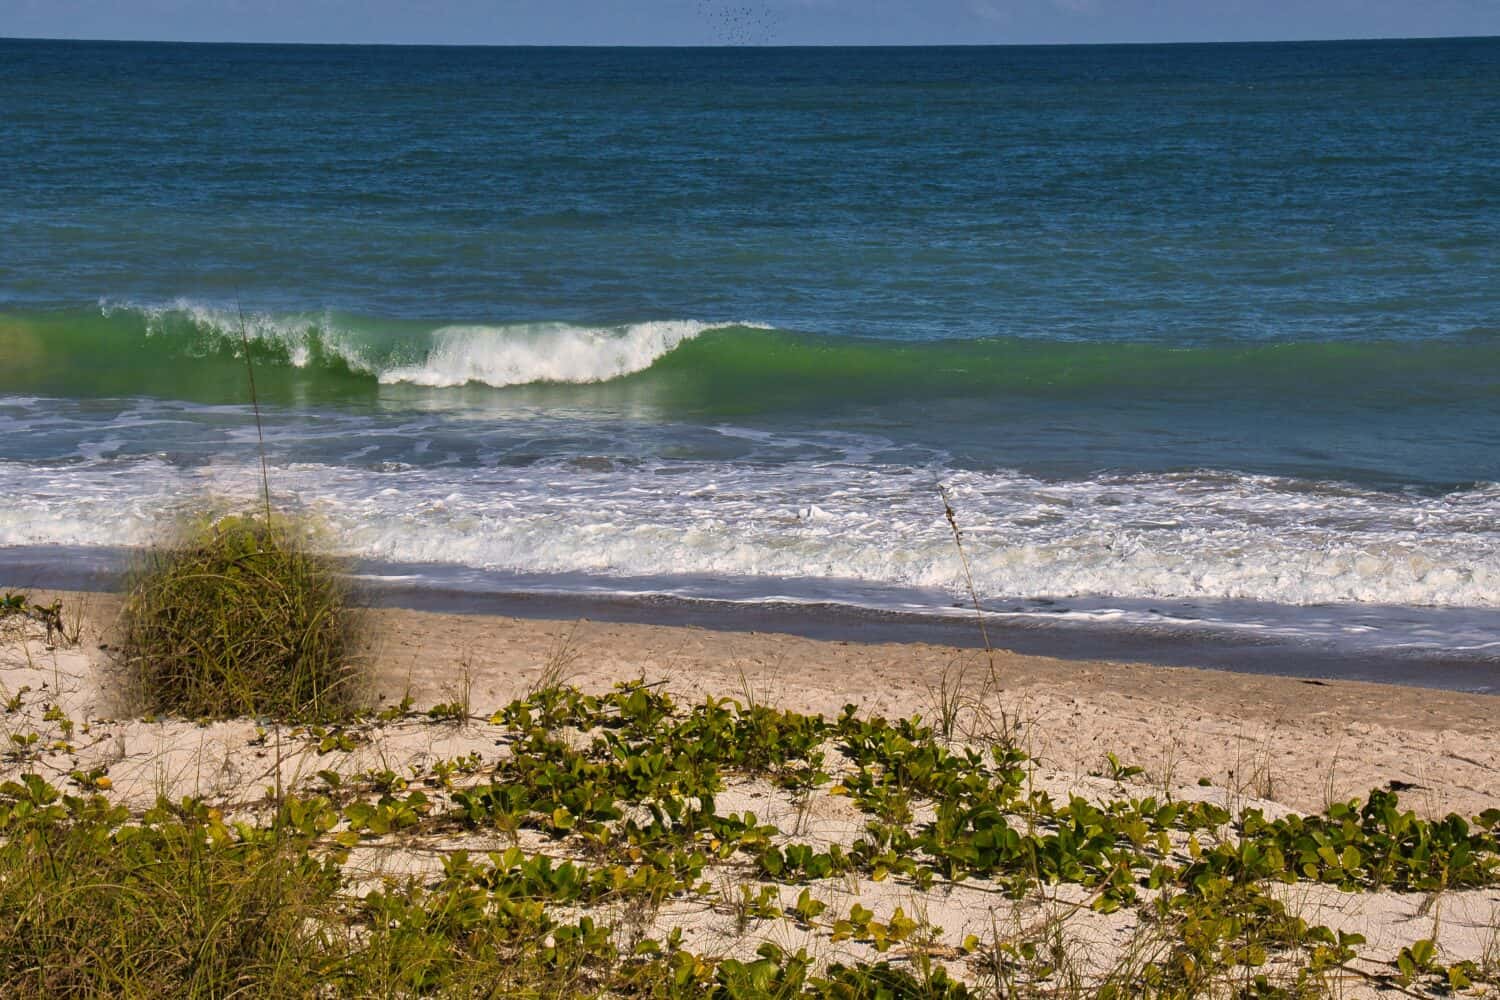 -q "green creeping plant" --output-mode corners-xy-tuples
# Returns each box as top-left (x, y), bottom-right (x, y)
(342, 790), (430, 837)
(1099, 751), (1146, 782)
(5, 684), (1500, 999)
(712, 943), (973, 1000)
(1232, 790), (1500, 891)
(757, 842), (852, 882)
